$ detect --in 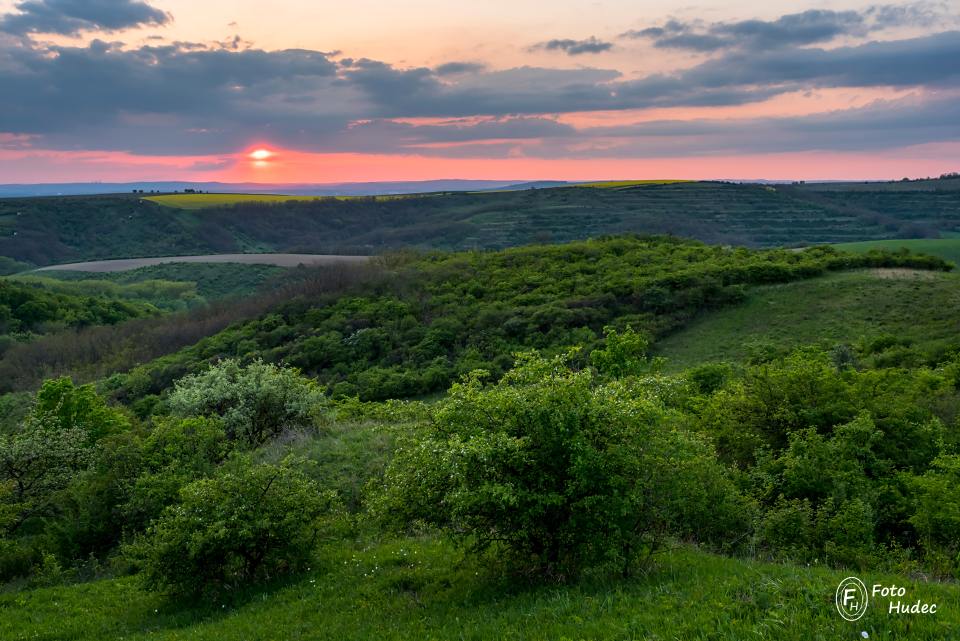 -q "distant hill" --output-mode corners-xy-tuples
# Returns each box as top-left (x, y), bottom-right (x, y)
(0, 179), (535, 198)
(3, 179), (960, 268)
